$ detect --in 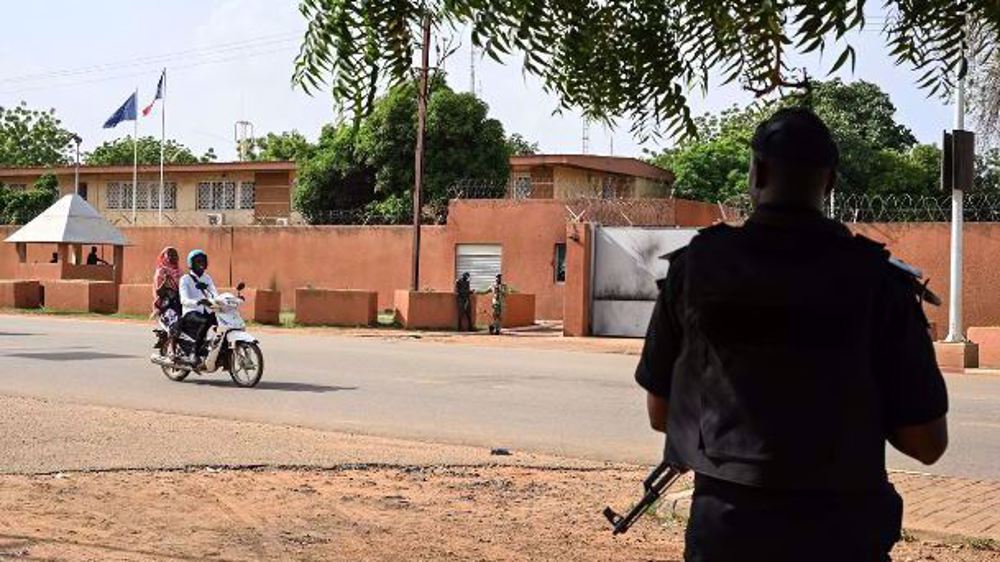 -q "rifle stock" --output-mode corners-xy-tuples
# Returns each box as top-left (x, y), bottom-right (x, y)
(603, 461), (684, 535)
